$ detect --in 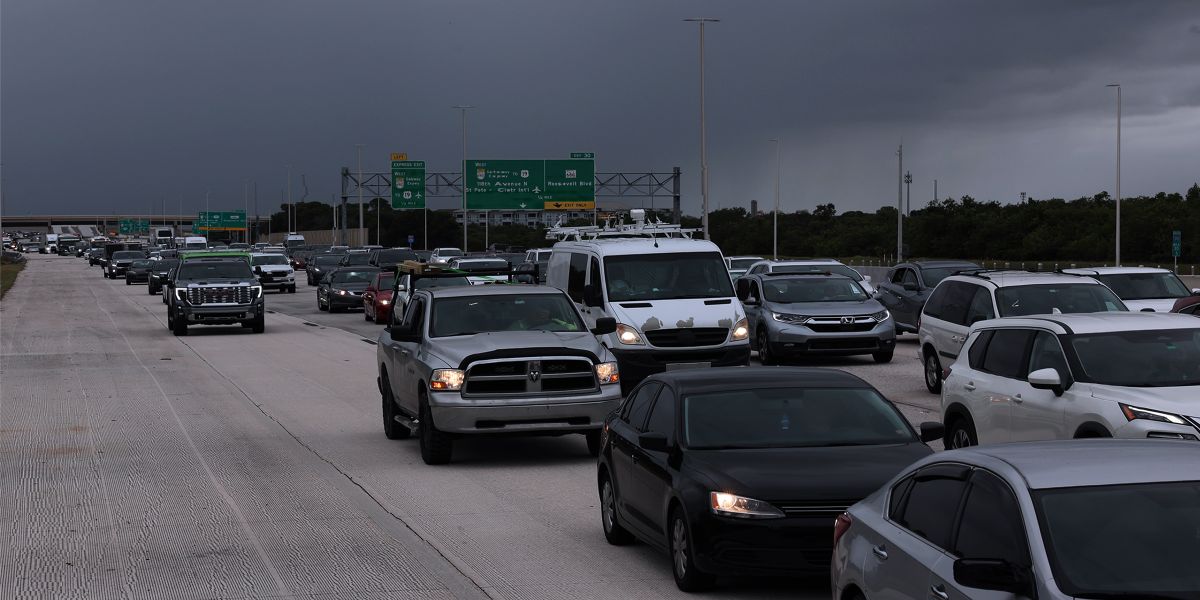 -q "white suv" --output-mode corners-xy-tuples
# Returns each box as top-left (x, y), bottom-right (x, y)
(918, 270), (1127, 393)
(941, 312), (1200, 448)
(249, 252), (297, 293)
(744, 259), (876, 295)
(1061, 266), (1199, 312)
